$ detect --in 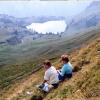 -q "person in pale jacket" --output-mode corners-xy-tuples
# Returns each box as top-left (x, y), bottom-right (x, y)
(37, 60), (59, 92)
